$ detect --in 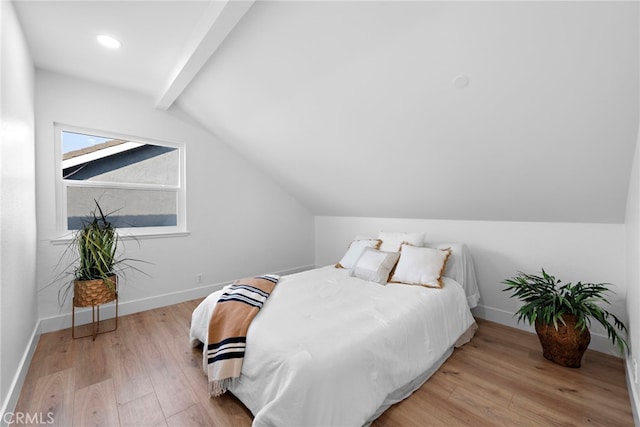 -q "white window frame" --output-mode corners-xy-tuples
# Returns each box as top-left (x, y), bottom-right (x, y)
(54, 123), (188, 241)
